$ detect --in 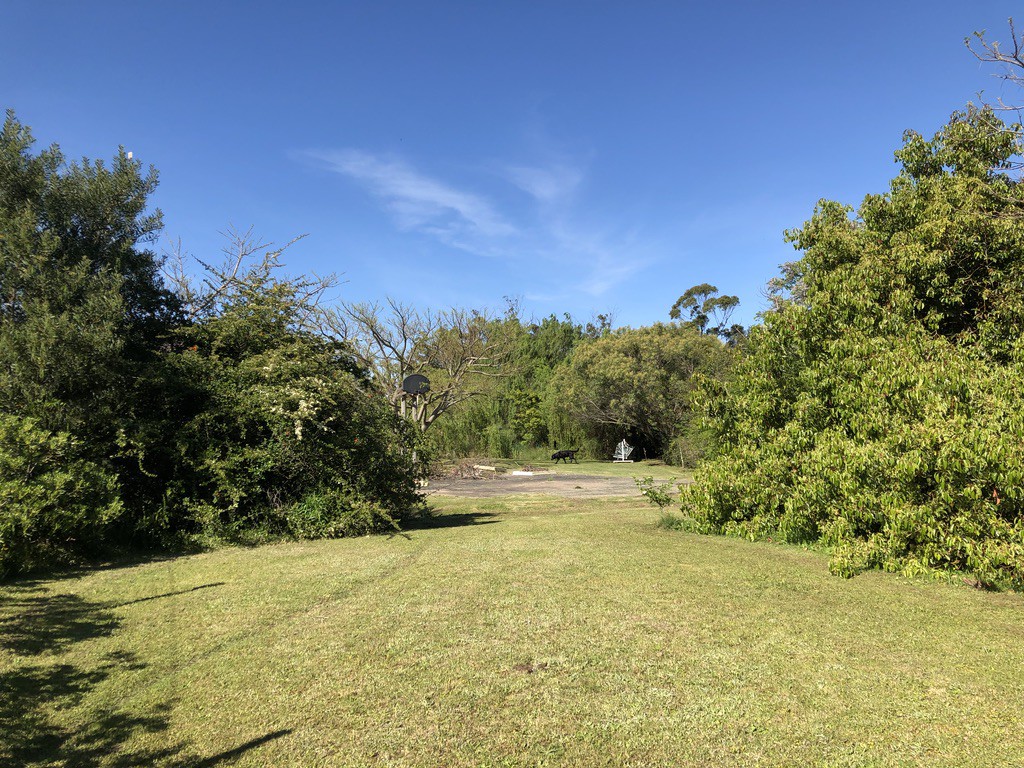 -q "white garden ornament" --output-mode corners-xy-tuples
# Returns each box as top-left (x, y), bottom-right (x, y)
(613, 439), (634, 463)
